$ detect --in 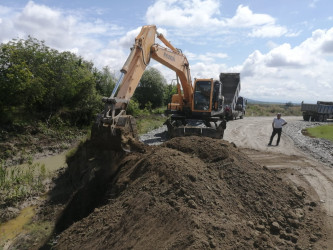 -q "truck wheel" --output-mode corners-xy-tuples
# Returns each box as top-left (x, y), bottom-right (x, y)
(319, 115), (324, 122)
